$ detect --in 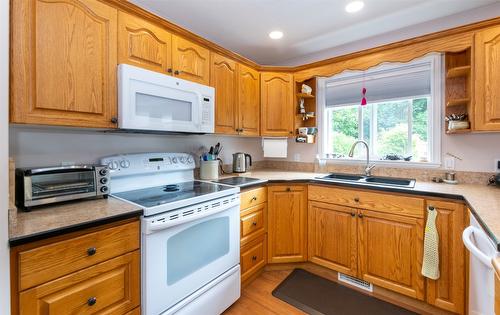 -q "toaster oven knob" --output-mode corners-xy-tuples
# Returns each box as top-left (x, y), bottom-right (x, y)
(99, 169), (108, 176)
(100, 186), (108, 193)
(100, 178), (108, 185)
(120, 160), (130, 168)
